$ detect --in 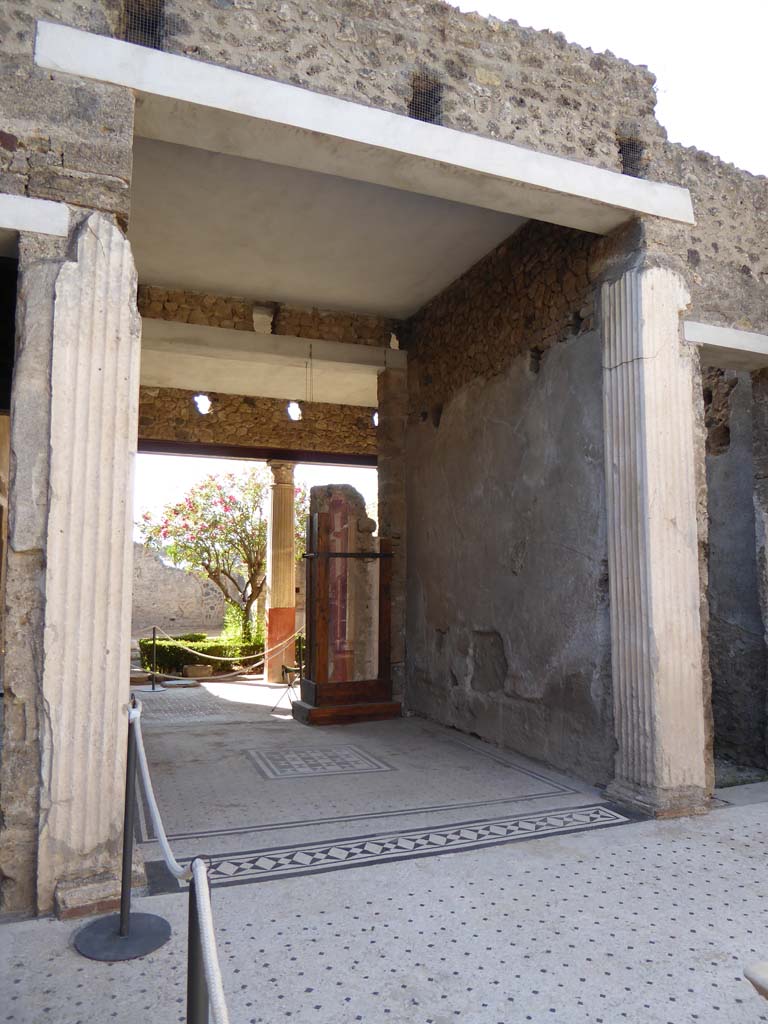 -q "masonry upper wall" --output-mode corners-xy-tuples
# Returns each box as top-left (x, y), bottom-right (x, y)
(646, 143), (768, 334)
(0, 2), (133, 220)
(3, 2), (766, 334)
(159, 0), (662, 174)
(139, 386), (377, 456)
(402, 218), (640, 415)
(137, 285), (395, 346)
(4, 0), (663, 183)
